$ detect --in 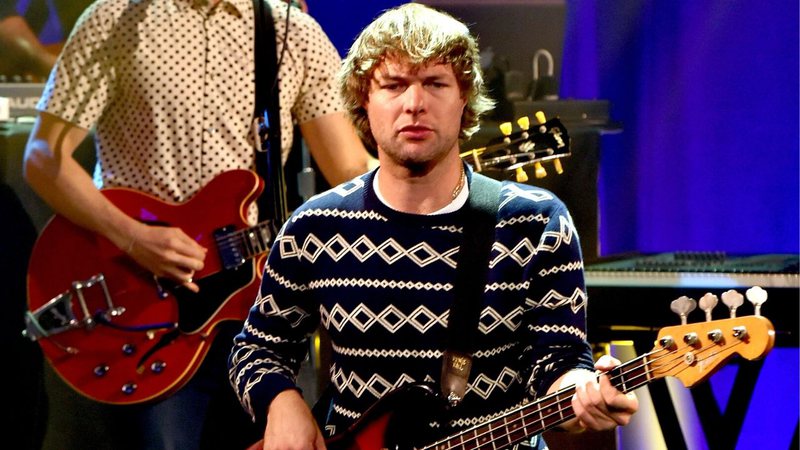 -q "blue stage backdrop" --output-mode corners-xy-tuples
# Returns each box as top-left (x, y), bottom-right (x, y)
(311, 0), (798, 257)
(561, 0), (799, 256)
